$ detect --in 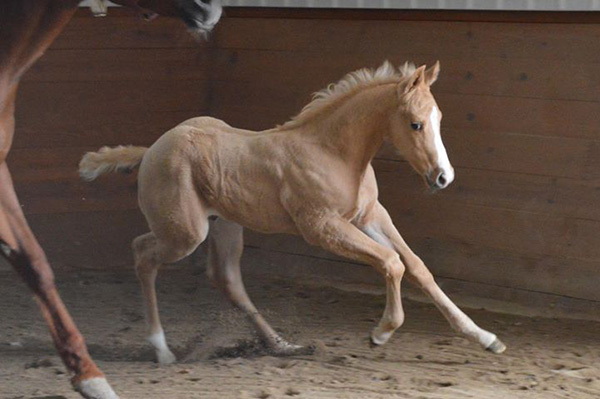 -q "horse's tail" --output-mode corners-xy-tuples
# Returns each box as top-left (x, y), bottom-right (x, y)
(79, 145), (148, 181)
